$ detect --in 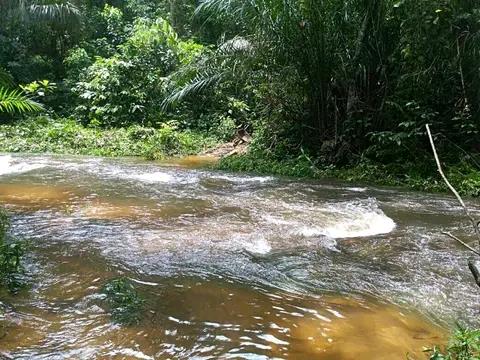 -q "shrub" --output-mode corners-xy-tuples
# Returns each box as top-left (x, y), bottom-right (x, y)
(64, 47), (93, 84)
(73, 18), (185, 127)
(0, 207), (25, 293)
(423, 327), (480, 360)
